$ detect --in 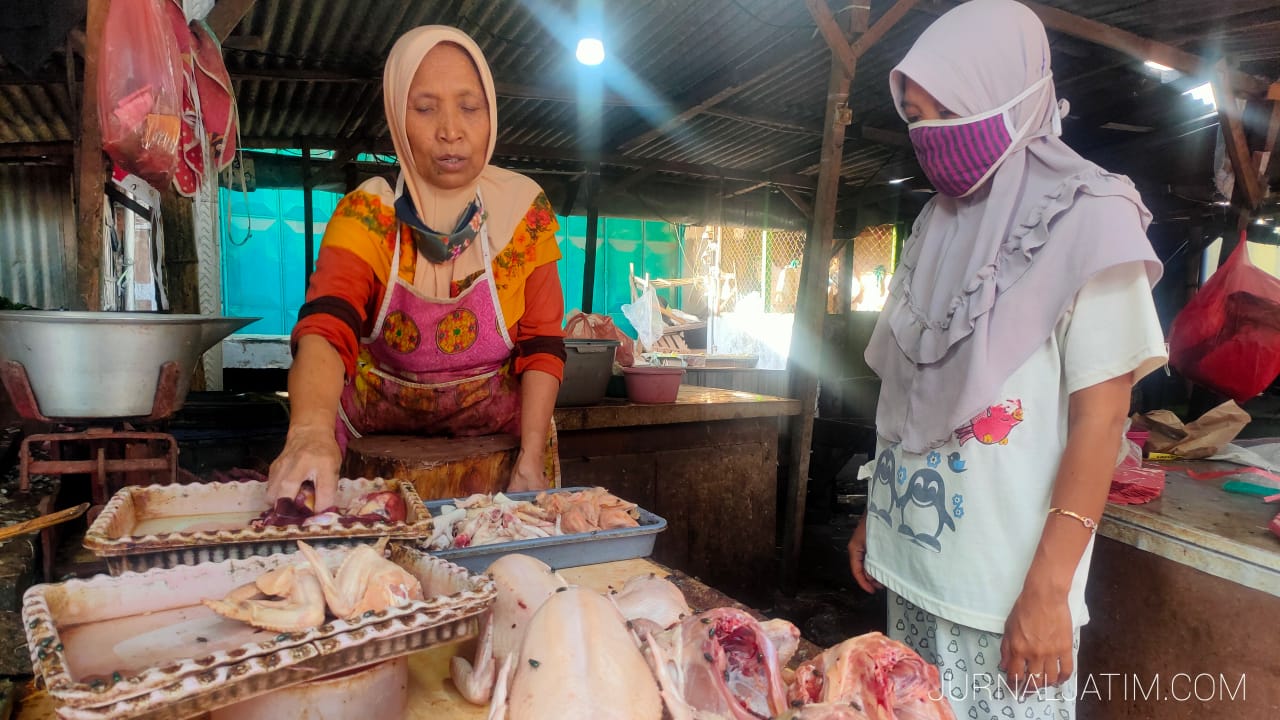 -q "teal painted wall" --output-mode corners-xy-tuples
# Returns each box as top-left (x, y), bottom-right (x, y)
(220, 187), (339, 335)
(555, 216), (682, 336)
